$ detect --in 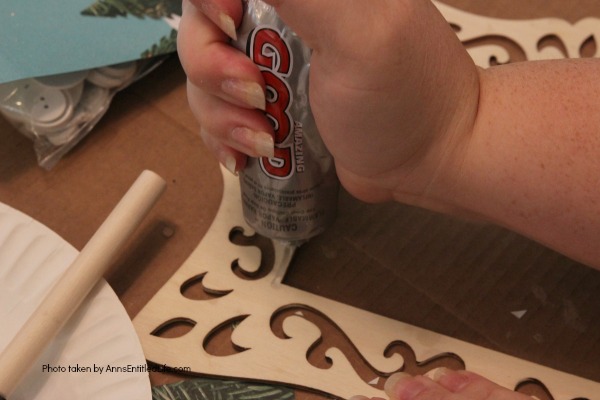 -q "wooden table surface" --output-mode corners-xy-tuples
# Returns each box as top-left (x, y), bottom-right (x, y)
(1, 1), (599, 399)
